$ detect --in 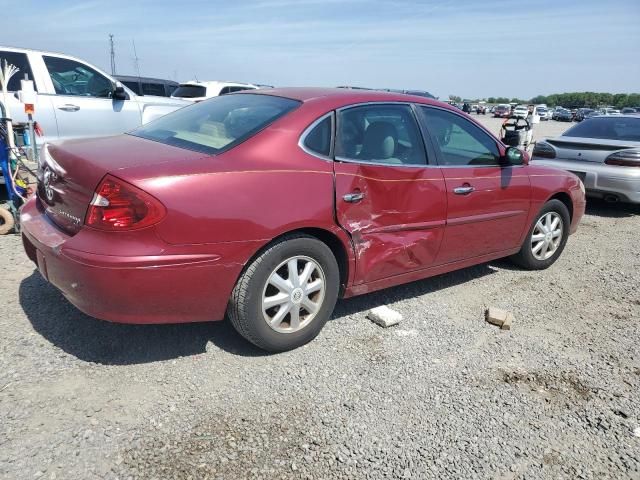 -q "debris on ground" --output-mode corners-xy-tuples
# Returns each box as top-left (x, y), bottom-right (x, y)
(486, 307), (514, 330)
(367, 306), (402, 328)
